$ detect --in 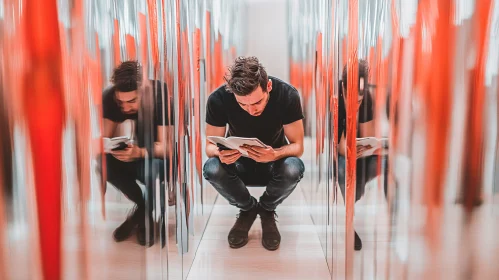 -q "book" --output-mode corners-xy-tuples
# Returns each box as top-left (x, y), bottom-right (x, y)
(356, 137), (389, 157)
(207, 136), (267, 157)
(103, 136), (131, 153)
